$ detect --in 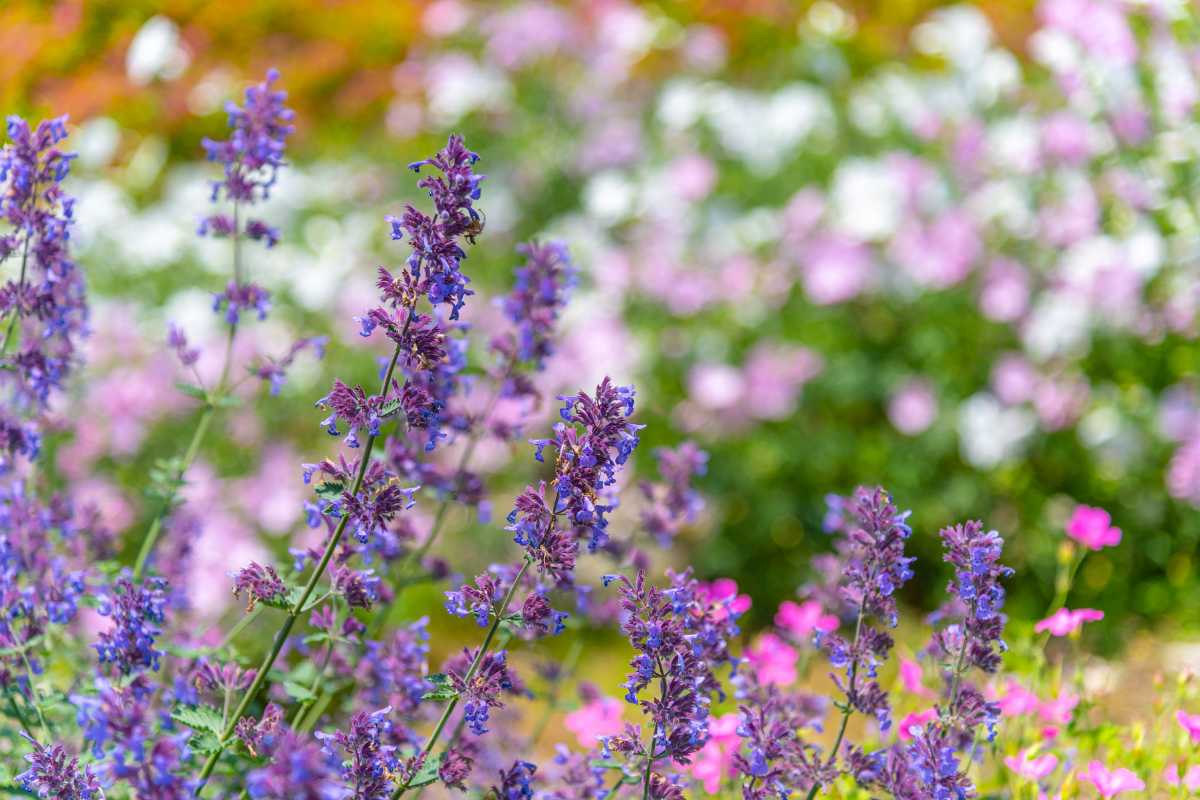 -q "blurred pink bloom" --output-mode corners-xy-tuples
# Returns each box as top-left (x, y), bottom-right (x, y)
(1038, 0), (1137, 66)
(980, 259), (1030, 322)
(898, 708), (937, 741)
(564, 696), (625, 748)
(1078, 761), (1145, 799)
(1167, 437), (1200, 506)
(741, 343), (823, 421)
(996, 680), (1041, 717)
(1110, 106), (1150, 146)
(1033, 375), (1089, 431)
(690, 713), (740, 793)
(890, 212), (981, 288)
(689, 363), (744, 411)
(992, 354), (1039, 406)
(898, 658), (933, 699)
(1065, 505), (1121, 550)
(1041, 112), (1092, 165)
(1034, 608), (1104, 637)
(668, 154), (717, 202)
(1040, 185), (1099, 247)
(888, 379), (937, 436)
(799, 234), (874, 305)
(746, 633), (798, 687)
(1038, 692), (1079, 726)
(1164, 763), (1200, 791)
(775, 600), (838, 640)
(1005, 750), (1059, 780)
(484, 1), (576, 70)
(698, 578), (752, 621)
(1177, 709), (1200, 743)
